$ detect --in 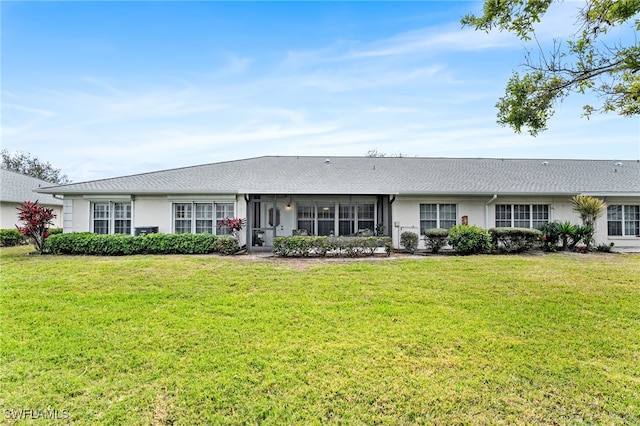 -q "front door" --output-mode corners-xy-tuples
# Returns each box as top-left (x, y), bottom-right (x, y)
(247, 196), (292, 251)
